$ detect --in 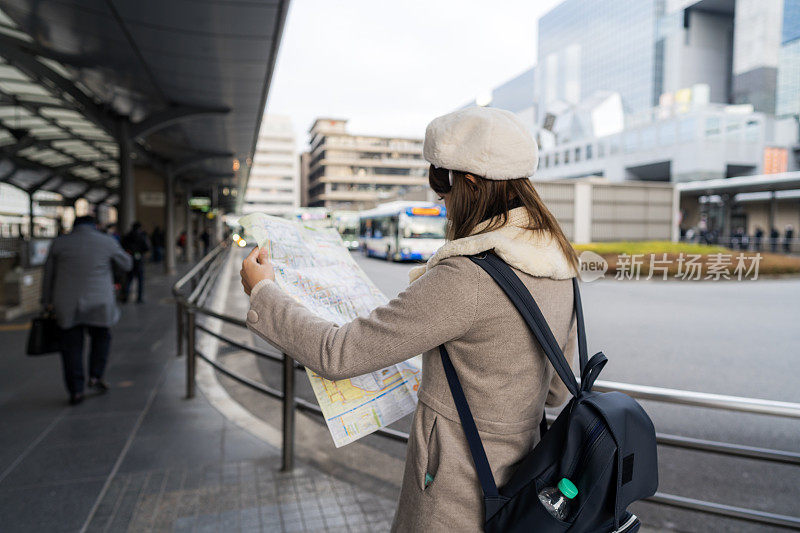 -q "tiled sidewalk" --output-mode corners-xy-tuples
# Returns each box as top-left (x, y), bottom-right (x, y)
(87, 461), (395, 532)
(1, 264), (396, 532)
